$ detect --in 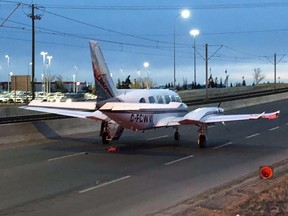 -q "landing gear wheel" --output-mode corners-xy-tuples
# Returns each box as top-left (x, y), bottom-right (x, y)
(174, 130), (180, 141)
(198, 135), (206, 148)
(102, 132), (110, 144)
